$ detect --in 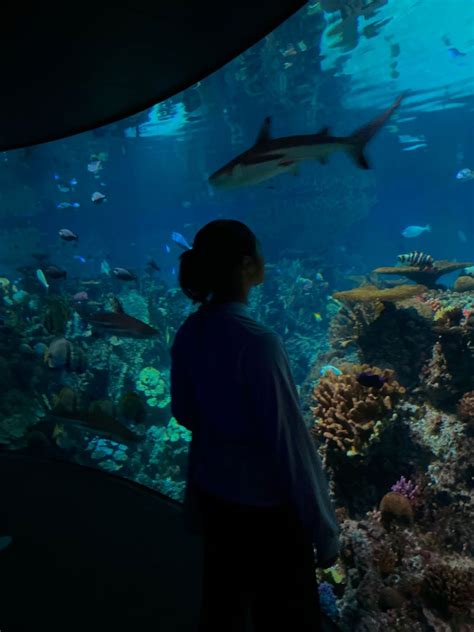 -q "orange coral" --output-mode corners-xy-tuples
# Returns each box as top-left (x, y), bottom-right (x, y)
(379, 491), (413, 526)
(333, 284), (426, 304)
(310, 364), (405, 457)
